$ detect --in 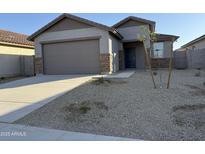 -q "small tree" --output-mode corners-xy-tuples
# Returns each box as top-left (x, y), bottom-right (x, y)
(166, 37), (178, 89)
(138, 26), (157, 88)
